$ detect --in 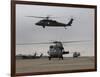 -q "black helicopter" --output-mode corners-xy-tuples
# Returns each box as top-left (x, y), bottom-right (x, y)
(26, 16), (74, 29)
(16, 40), (88, 60)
